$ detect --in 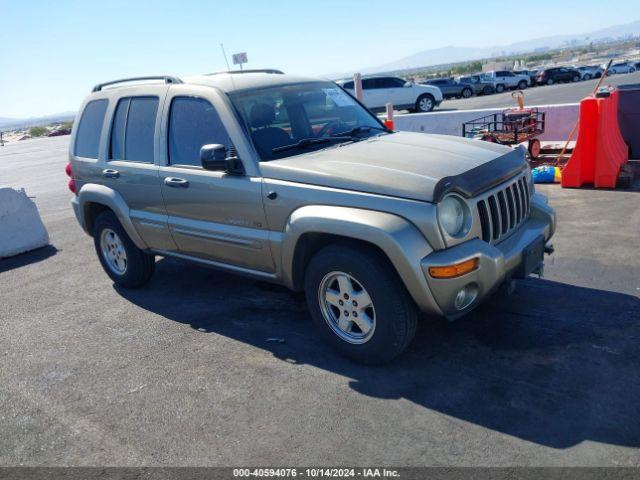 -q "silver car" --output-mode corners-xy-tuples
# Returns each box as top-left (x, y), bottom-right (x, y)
(68, 70), (555, 364)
